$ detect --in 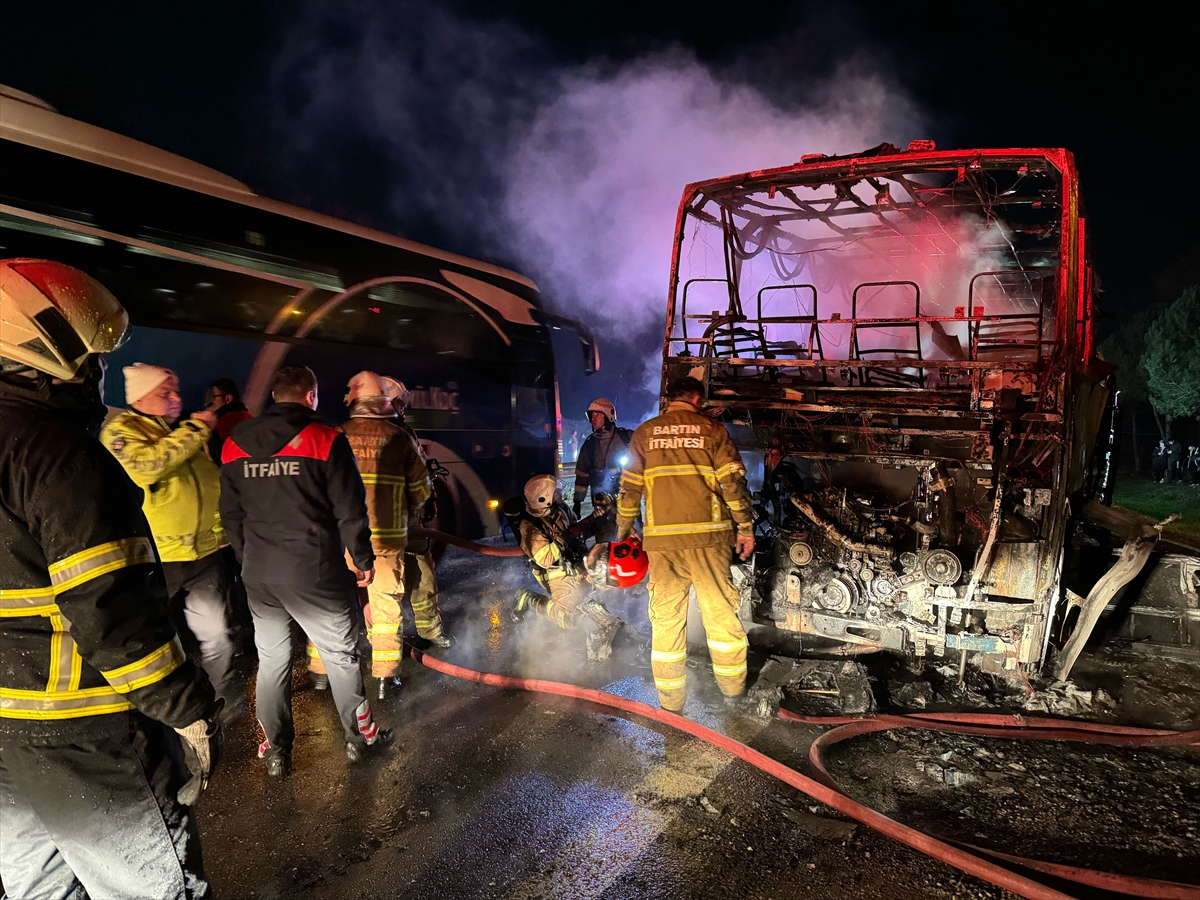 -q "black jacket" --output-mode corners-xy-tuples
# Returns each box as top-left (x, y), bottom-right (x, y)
(220, 403), (373, 587)
(573, 425), (634, 503)
(0, 383), (215, 737)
